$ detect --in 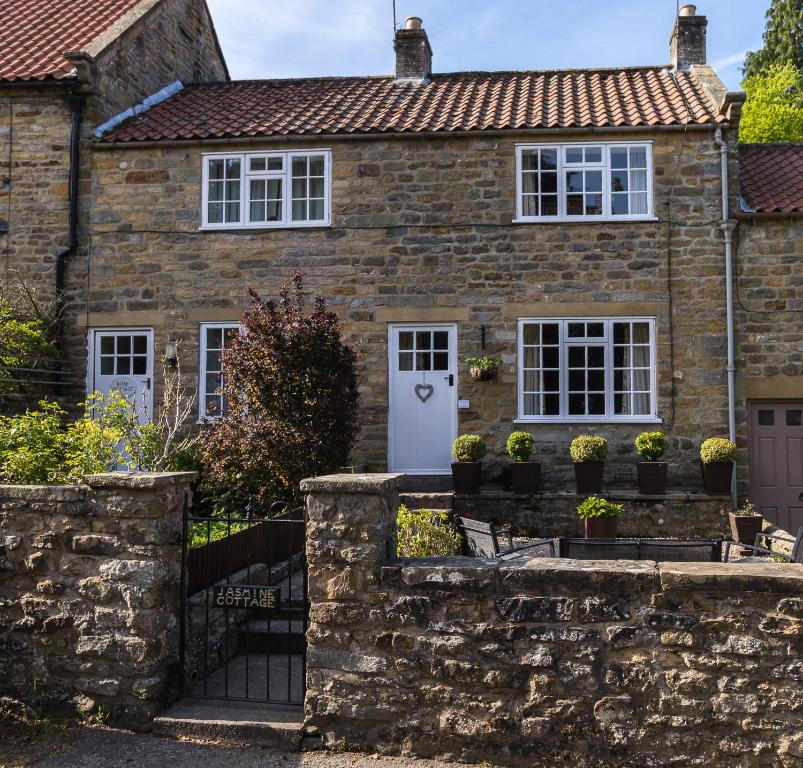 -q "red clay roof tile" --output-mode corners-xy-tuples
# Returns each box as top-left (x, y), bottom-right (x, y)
(100, 67), (725, 143)
(0, 0), (143, 82)
(740, 144), (803, 214)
